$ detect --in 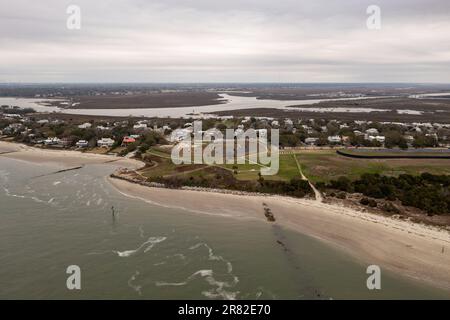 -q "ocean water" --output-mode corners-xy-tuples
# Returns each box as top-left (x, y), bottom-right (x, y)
(0, 157), (448, 299)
